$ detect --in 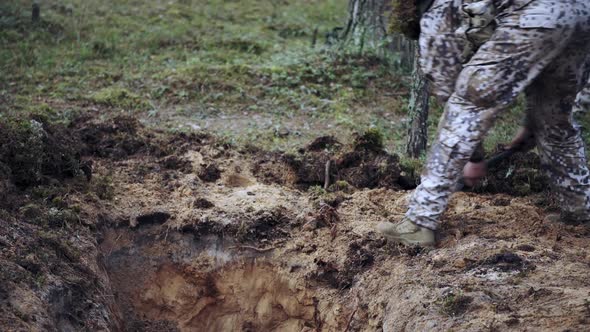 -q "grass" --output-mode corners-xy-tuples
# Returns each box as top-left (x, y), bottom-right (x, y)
(1, 0), (410, 152)
(438, 292), (473, 317)
(1, 0), (585, 158)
